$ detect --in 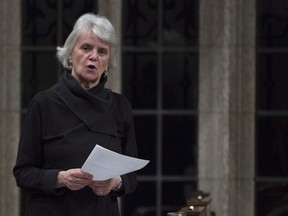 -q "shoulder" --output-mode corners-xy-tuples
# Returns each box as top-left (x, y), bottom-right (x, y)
(110, 91), (132, 109)
(109, 91), (134, 120)
(32, 89), (55, 102)
(26, 85), (59, 110)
